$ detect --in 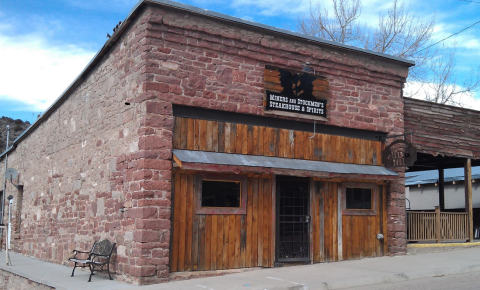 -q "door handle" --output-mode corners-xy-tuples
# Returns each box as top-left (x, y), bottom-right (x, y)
(305, 215), (310, 223)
